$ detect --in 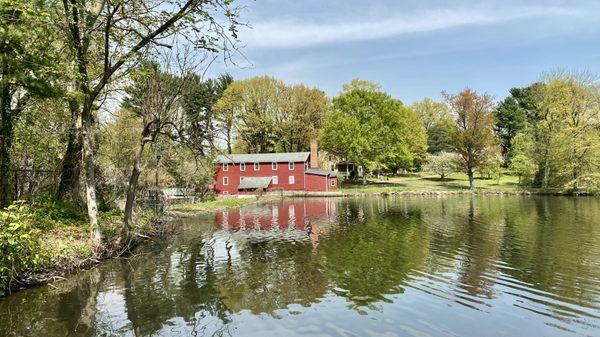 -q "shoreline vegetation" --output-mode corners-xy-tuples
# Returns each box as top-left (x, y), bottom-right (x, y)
(1, 171), (596, 297)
